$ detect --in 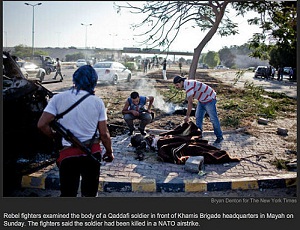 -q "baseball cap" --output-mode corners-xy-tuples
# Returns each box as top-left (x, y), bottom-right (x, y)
(173, 75), (186, 84)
